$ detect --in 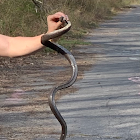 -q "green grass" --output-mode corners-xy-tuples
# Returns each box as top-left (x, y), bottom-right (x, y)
(0, 0), (46, 36)
(0, 0), (140, 52)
